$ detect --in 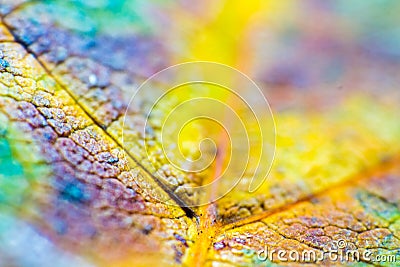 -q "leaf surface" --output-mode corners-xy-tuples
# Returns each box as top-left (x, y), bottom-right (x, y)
(0, 1), (400, 266)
